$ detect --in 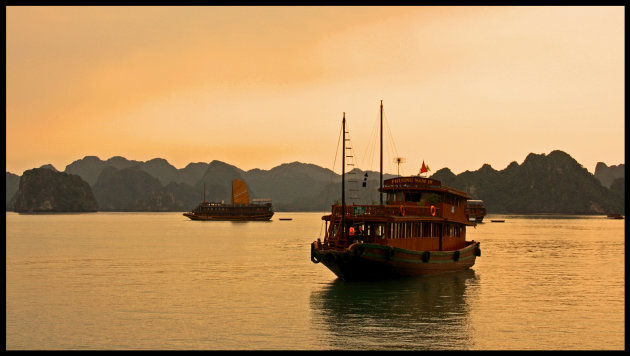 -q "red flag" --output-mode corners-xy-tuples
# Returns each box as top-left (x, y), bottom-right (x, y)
(420, 161), (428, 174)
